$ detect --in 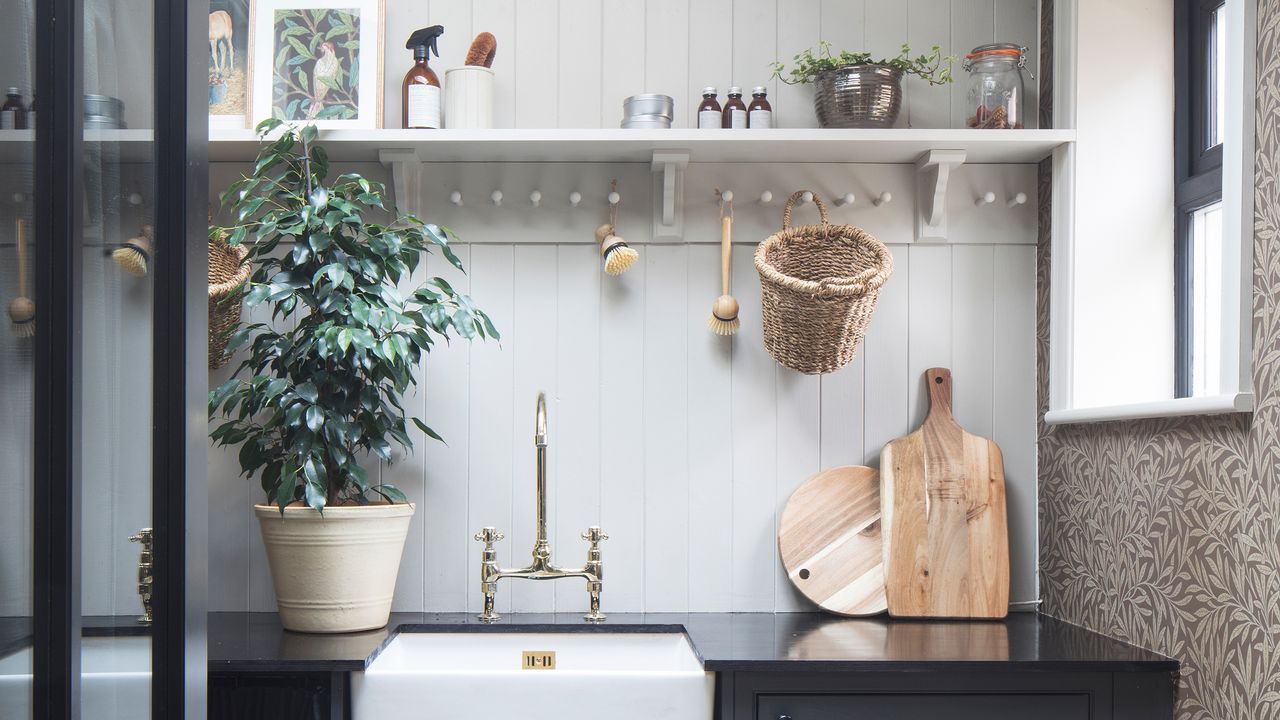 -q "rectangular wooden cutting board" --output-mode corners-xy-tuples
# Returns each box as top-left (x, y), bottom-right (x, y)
(880, 368), (1009, 618)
